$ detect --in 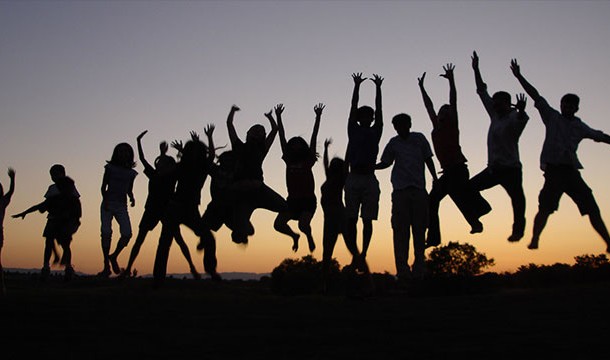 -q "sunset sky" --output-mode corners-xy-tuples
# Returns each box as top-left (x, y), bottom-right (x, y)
(2, 0), (610, 277)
